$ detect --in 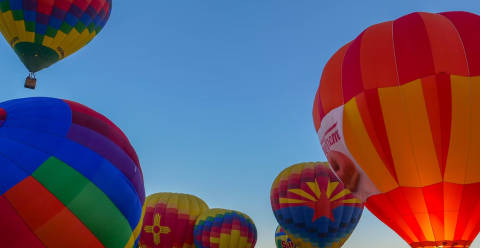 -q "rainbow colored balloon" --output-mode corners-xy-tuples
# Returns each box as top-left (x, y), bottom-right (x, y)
(0, 97), (145, 248)
(275, 225), (298, 248)
(139, 193), (209, 248)
(194, 208), (257, 248)
(270, 162), (364, 248)
(0, 0), (112, 73)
